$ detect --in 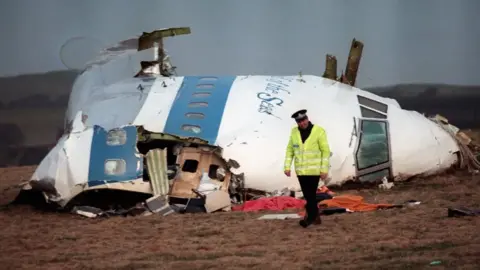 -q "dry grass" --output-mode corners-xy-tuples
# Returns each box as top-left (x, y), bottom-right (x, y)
(0, 166), (479, 270)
